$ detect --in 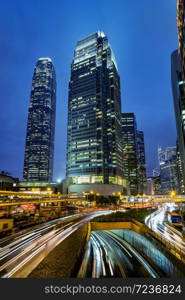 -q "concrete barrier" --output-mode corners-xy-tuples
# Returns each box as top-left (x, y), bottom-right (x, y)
(90, 220), (185, 264)
(90, 221), (132, 231)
